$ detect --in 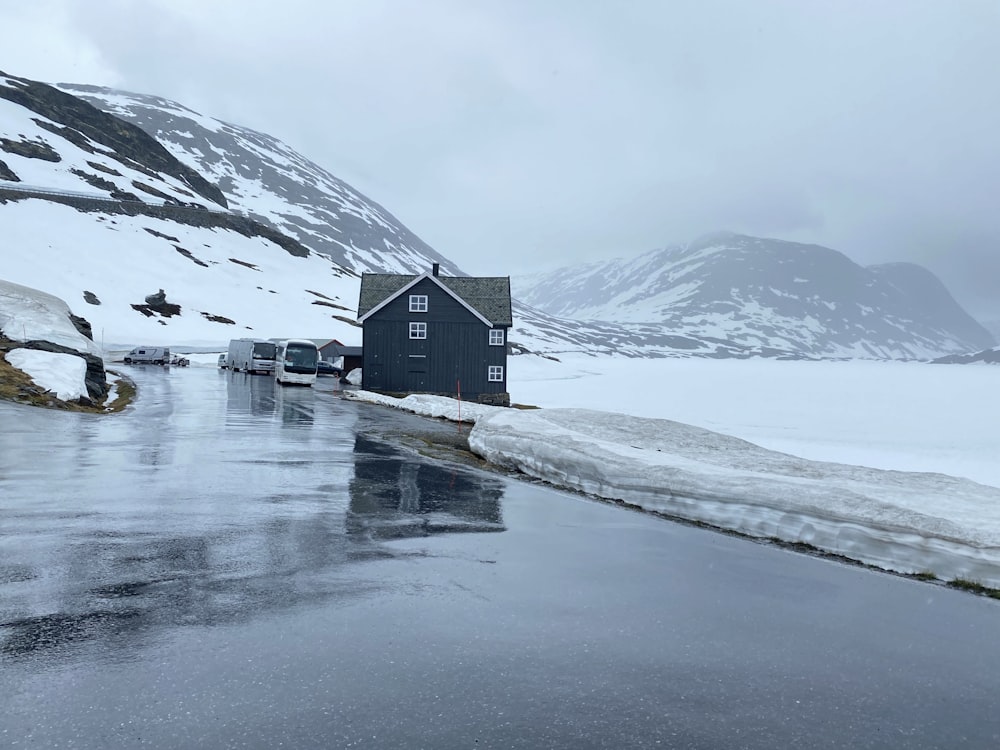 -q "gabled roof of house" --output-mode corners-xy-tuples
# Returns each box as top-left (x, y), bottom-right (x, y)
(318, 340), (362, 356)
(358, 272), (513, 327)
